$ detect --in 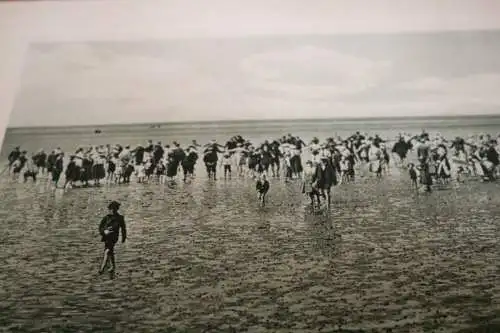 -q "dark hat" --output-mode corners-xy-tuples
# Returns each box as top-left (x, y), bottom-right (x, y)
(108, 201), (121, 211)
